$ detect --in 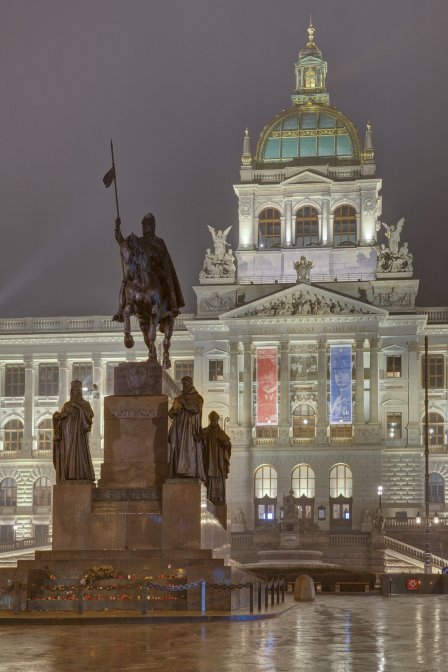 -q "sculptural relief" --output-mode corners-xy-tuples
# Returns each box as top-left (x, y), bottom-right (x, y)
(237, 288), (371, 318)
(200, 293), (235, 313)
